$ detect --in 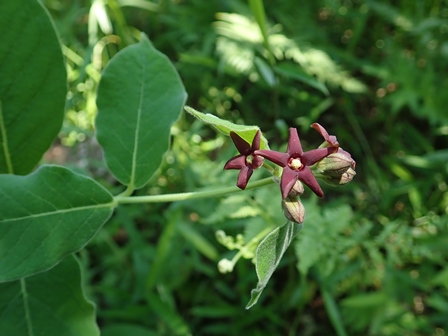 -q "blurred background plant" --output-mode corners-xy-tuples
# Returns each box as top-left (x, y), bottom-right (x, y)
(42, 0), (448, 334)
